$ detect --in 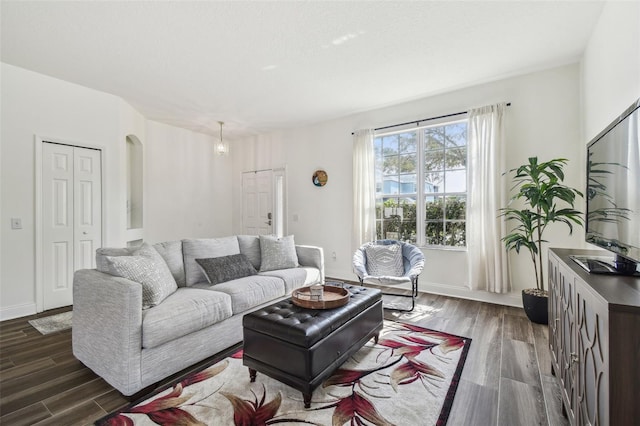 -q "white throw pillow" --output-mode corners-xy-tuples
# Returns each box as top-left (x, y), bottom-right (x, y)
(105, 255), (178, 309)
(259, 235), (299, 272)
(365, 244), (405, 277)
